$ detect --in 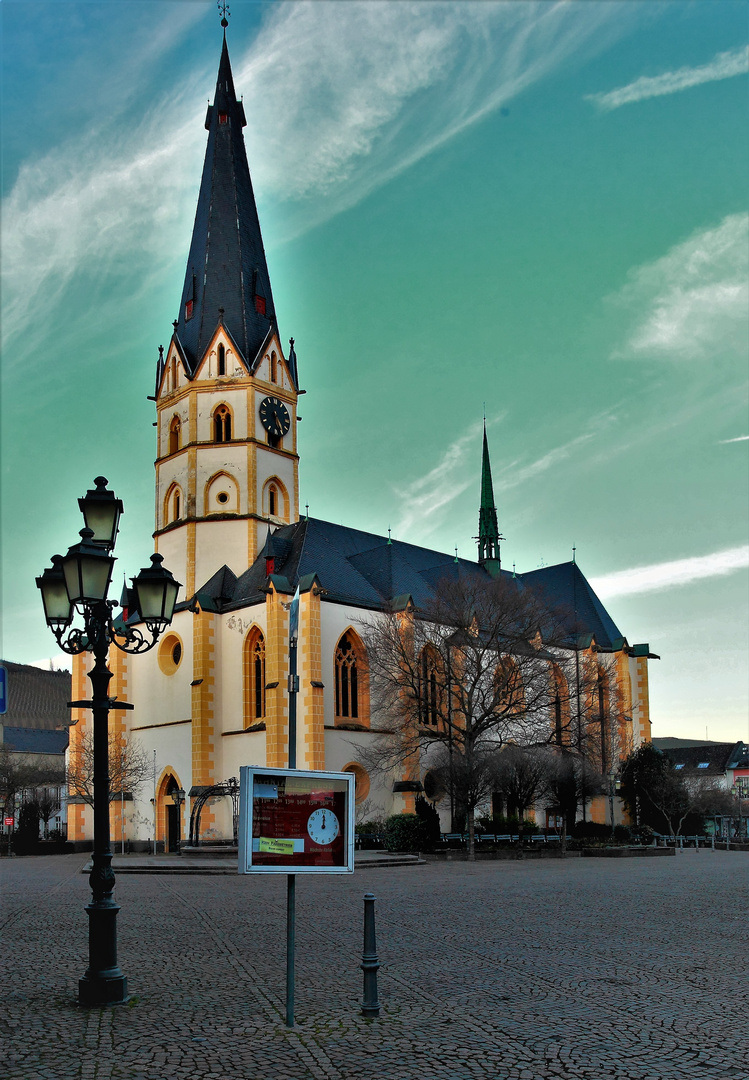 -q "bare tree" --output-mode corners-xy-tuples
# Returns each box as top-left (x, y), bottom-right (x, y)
(0, 749), (64, 852)
(67, 731), (152, 808)
(37, 787), (63, 837)
(492, 744), (553, 833)
(361, 575), (587, 857)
